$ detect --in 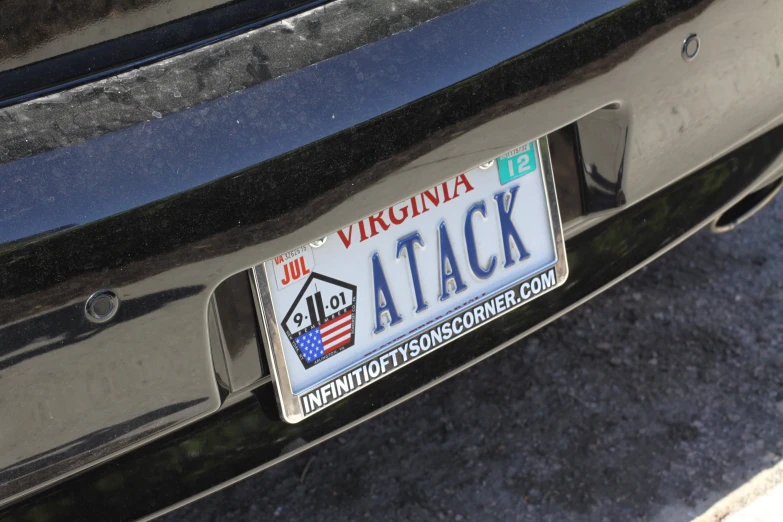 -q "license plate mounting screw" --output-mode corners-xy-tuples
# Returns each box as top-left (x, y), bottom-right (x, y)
(310, 237), (328, 248)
